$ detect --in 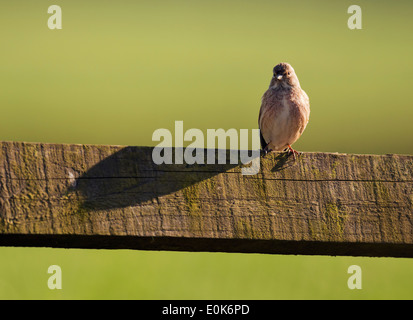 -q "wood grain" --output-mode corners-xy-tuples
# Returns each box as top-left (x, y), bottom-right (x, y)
(0, 141), (412, 257)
